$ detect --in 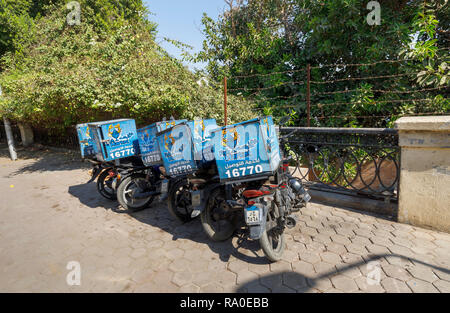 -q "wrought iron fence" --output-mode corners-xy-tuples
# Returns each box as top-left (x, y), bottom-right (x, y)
(280, 127), (400, 202)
